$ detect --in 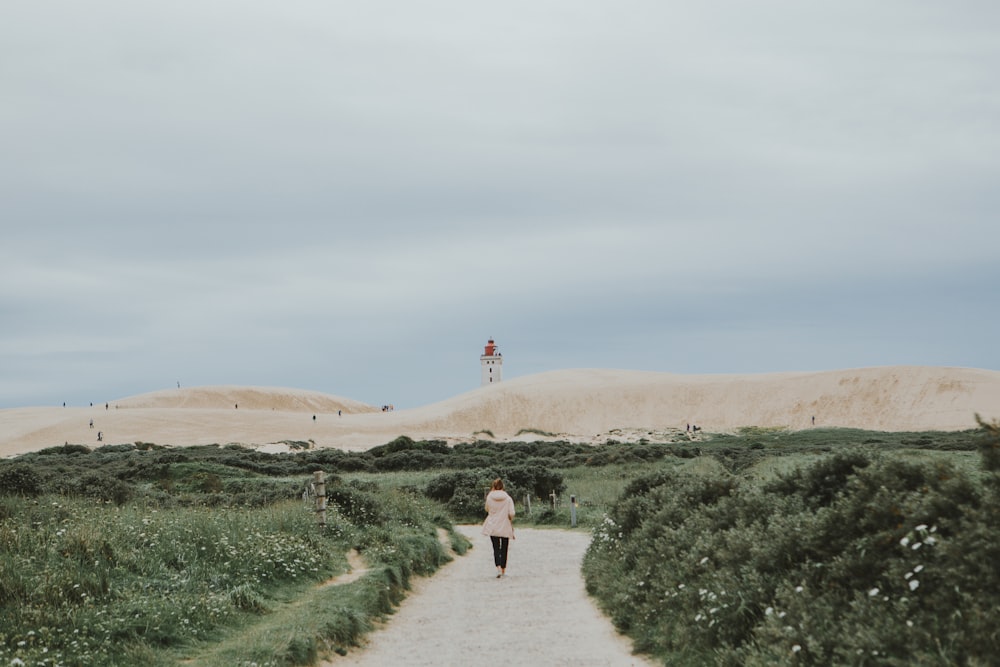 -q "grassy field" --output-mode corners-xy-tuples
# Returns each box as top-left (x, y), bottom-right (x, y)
(0, 426), (993, 665)
(0, 459), (460, 667)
